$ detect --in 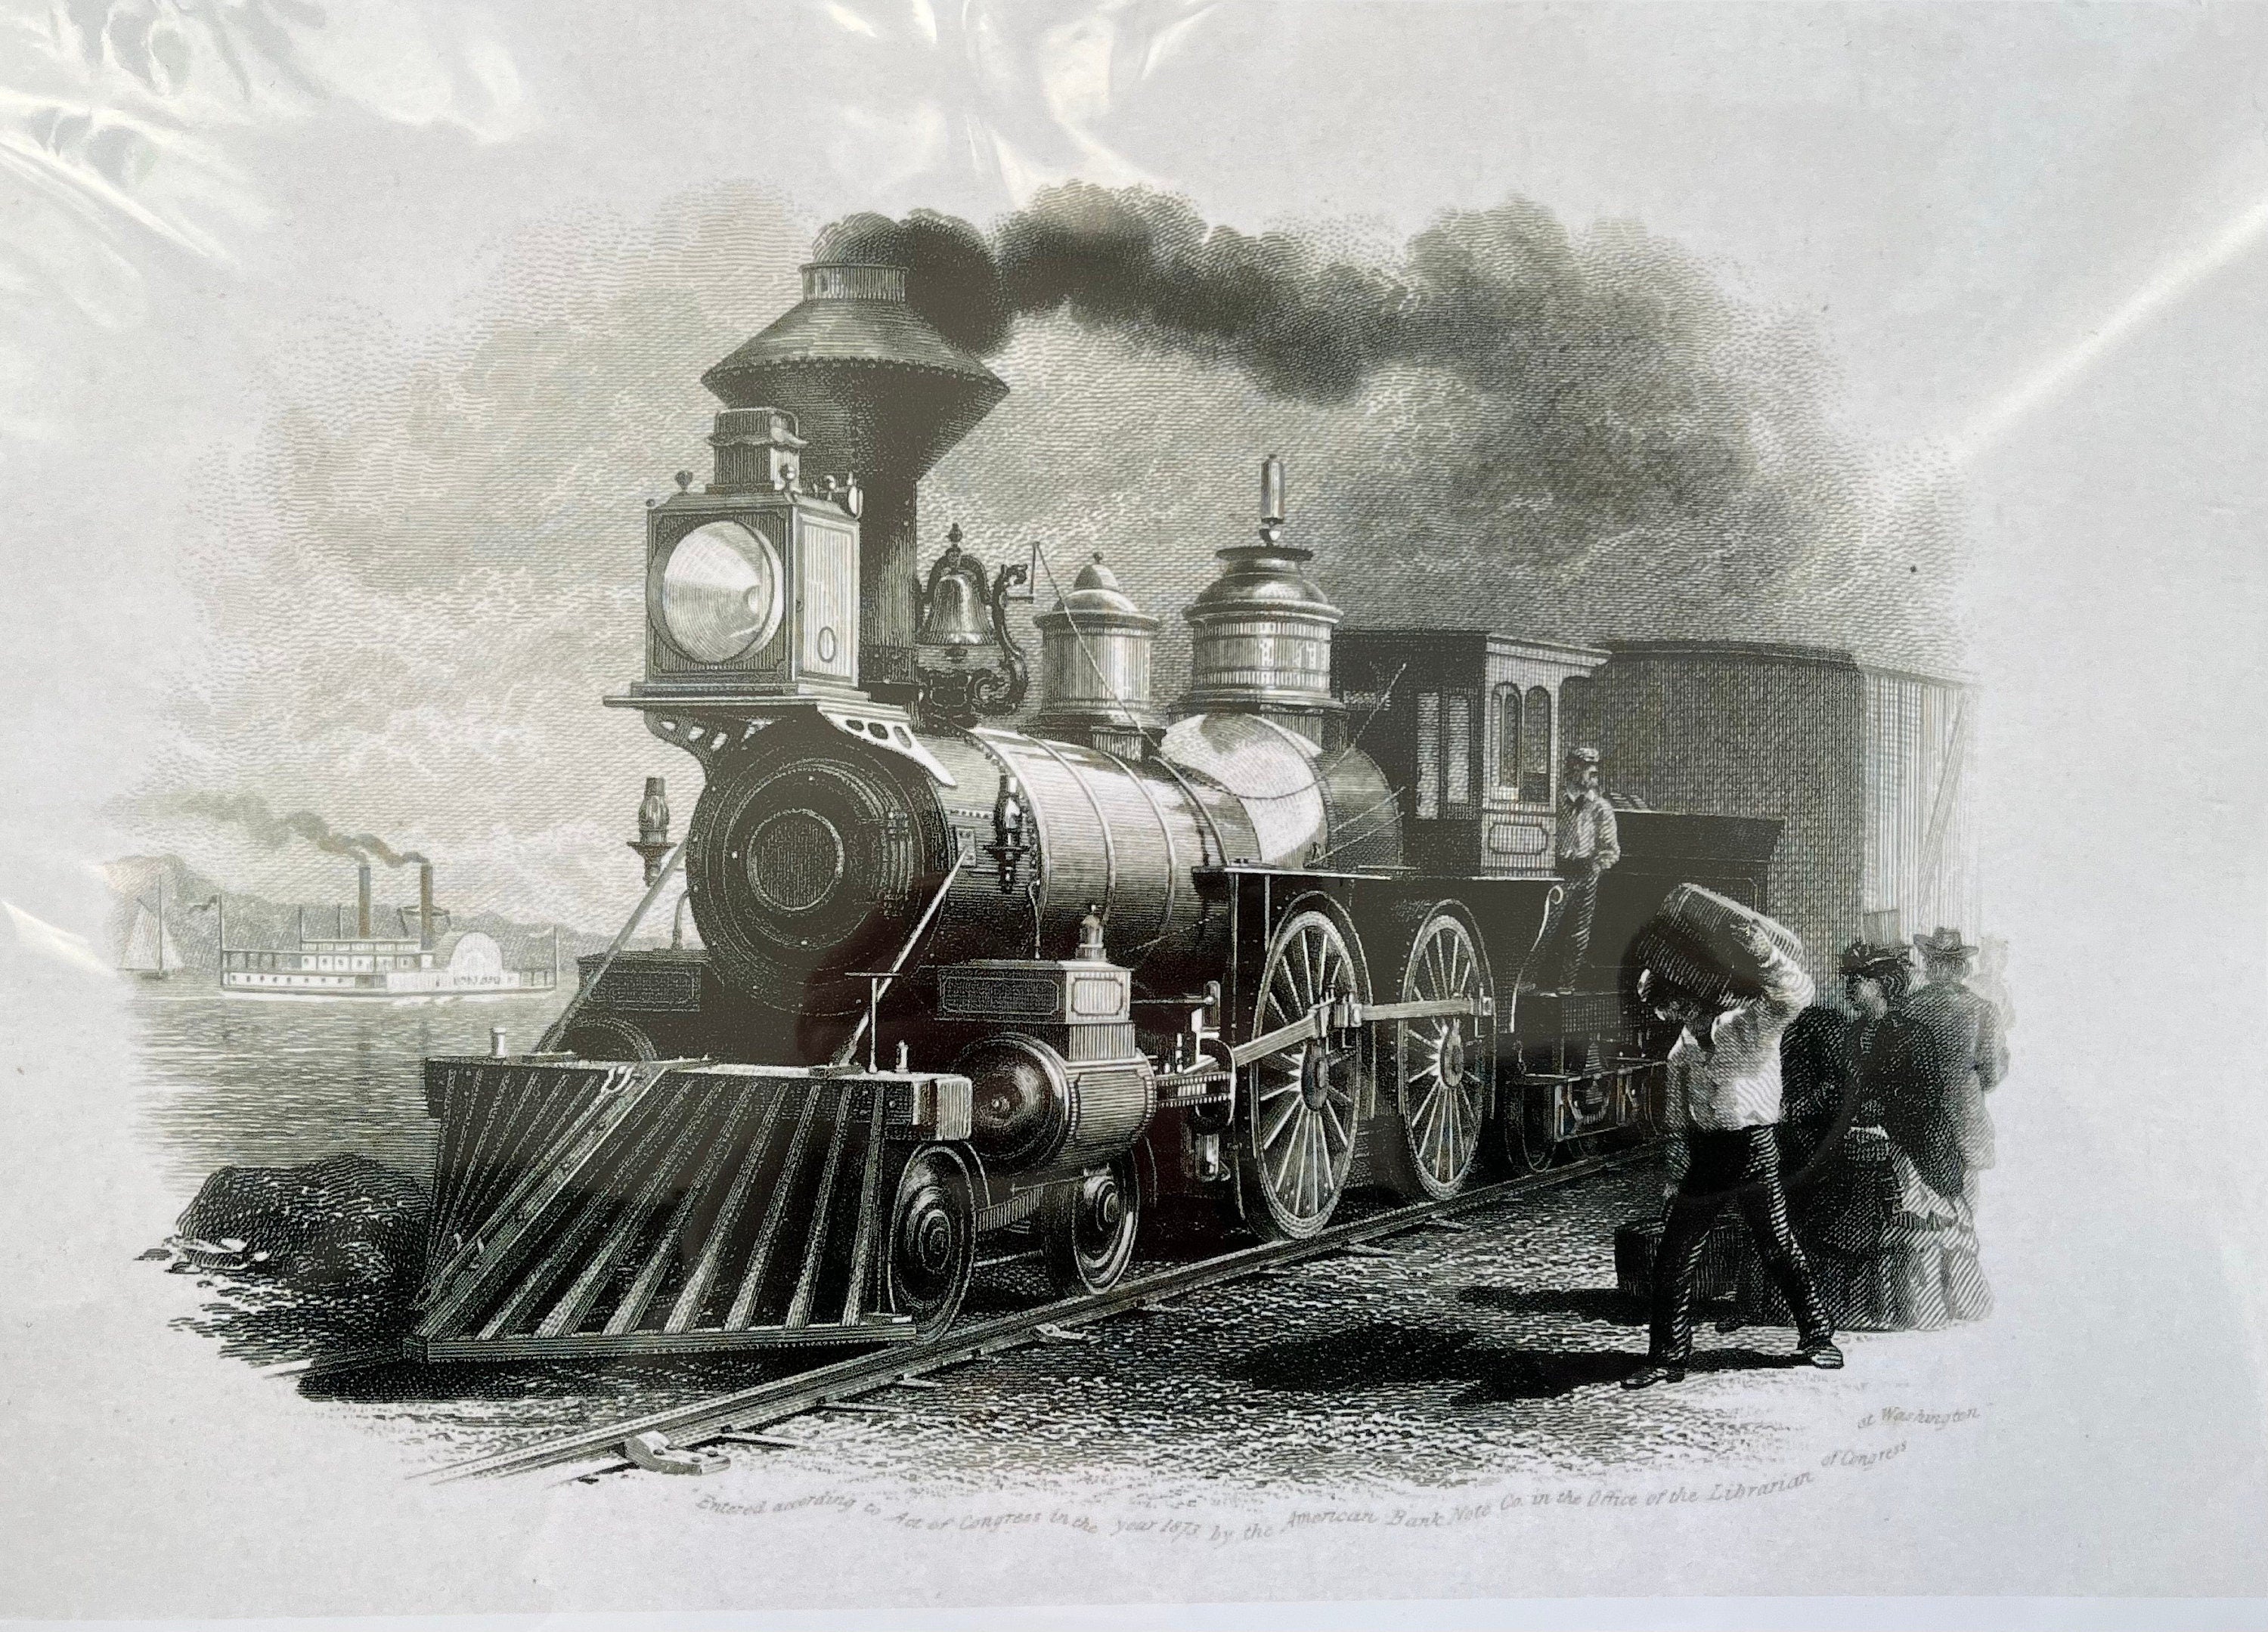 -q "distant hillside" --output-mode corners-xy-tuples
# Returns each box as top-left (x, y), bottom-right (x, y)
(99, 854), (614, 977)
